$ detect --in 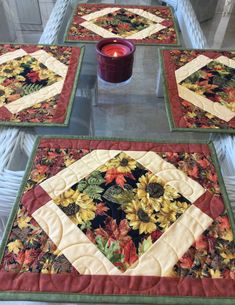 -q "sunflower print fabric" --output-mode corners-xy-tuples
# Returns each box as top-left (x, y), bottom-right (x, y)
(0, 44), (83, 126)
(0, 139), (235, 303)
(52, 152), (190, 272)
(65, 4), (178, 45)
(1, 147), (90, 274)
(161, 49), (235, 132)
